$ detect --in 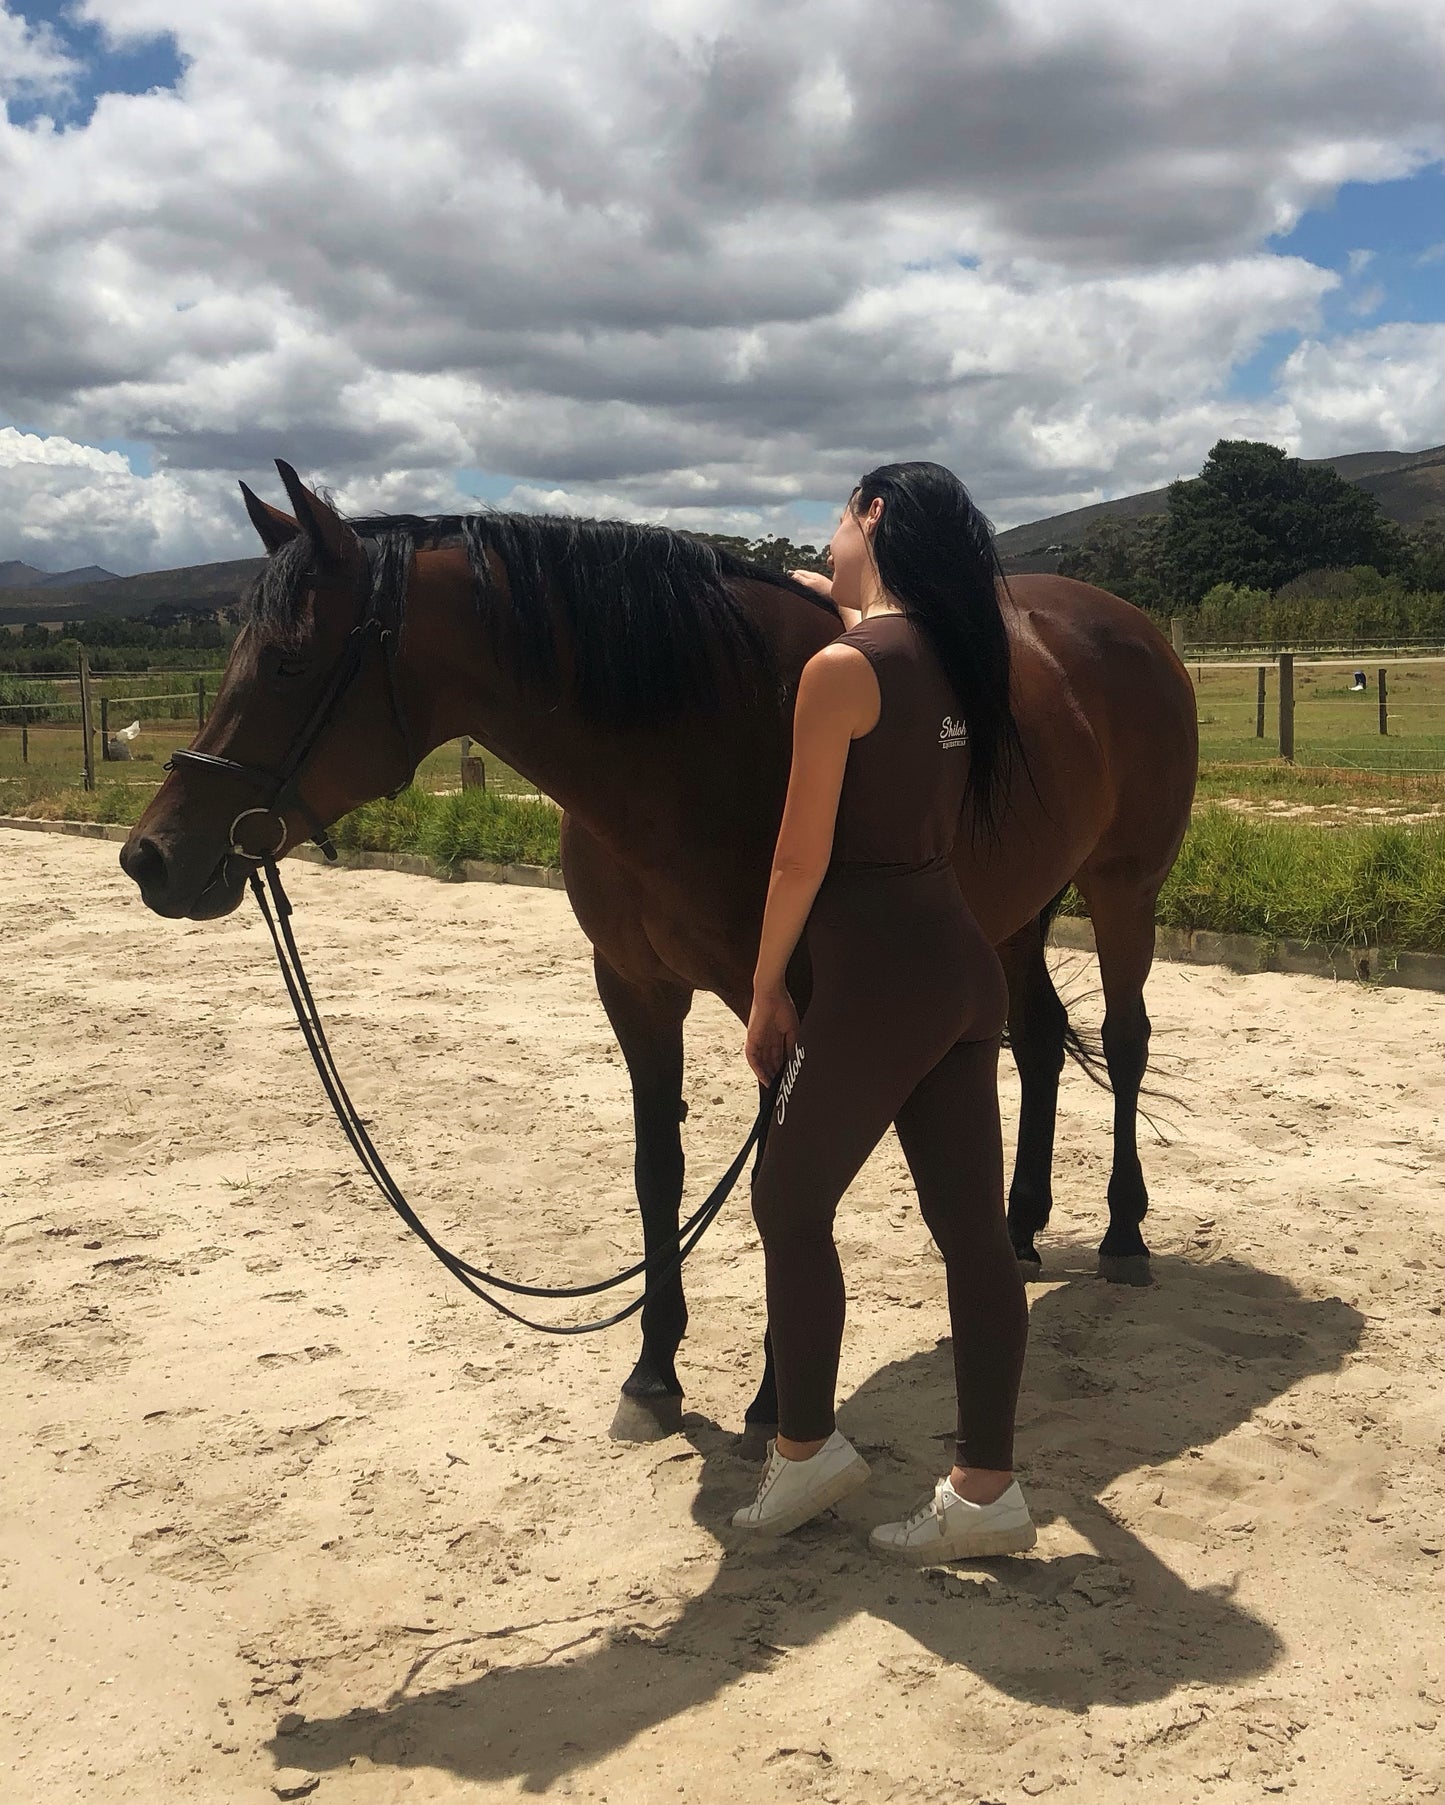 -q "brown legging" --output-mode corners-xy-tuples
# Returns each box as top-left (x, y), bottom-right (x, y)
(750, 863), (1027, 1471)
